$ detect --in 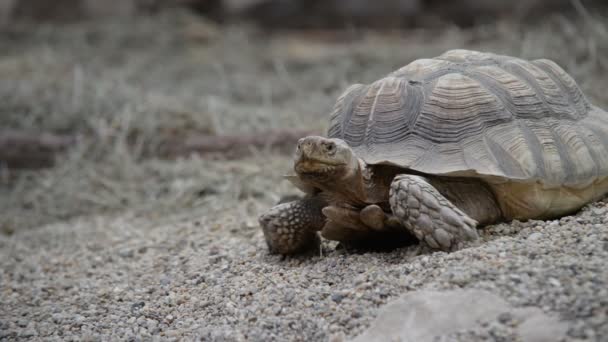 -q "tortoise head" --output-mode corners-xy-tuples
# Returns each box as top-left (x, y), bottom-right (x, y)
(294, 136), (358, 182)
